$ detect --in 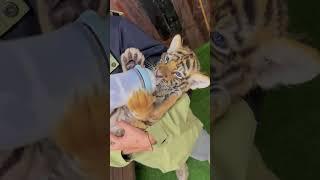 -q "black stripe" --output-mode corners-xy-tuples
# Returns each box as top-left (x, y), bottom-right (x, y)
(232, 3), (244, 46)
(211, 85), (224, 93)
(234, 33), (244, 45)
(0, 148), (25, 177)
(212, 48), (229, 63)
(212, 65), (217, 75)
(243, 0), (256, 25)
(264, 0), (273, 26)
(229, 1), (238, 16)
(224, 74), (250, 95)
(210, 43), (232, 64)
(219, 0), (234, 11)
(277, 0), (283, 34)
(215, 0), (234, 22)
(186, 58), (191, 69)
(212, 51), (225, 66)
(239, 46), (257, 57)
(222, 65), (251, 91)
(213, 64), (241, 81)
(176, 50), (184, 56)
(181, 68), (187, 77)
(215, 11), (227, 22)
(223, 69), (245, 88)
(277, 0), (288, 35)
(191, 57), (196, 70)
(180, 81), (188, 92)
(224, 76), (244, 91)
(173, 54), (181, 61)
(195, 57), (200, 70)
(217, 0), (243, 47)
